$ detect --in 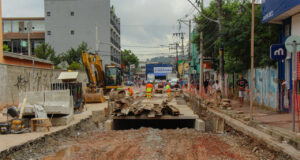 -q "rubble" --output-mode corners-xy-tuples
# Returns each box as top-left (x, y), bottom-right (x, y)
(110, 97), (180, 117)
